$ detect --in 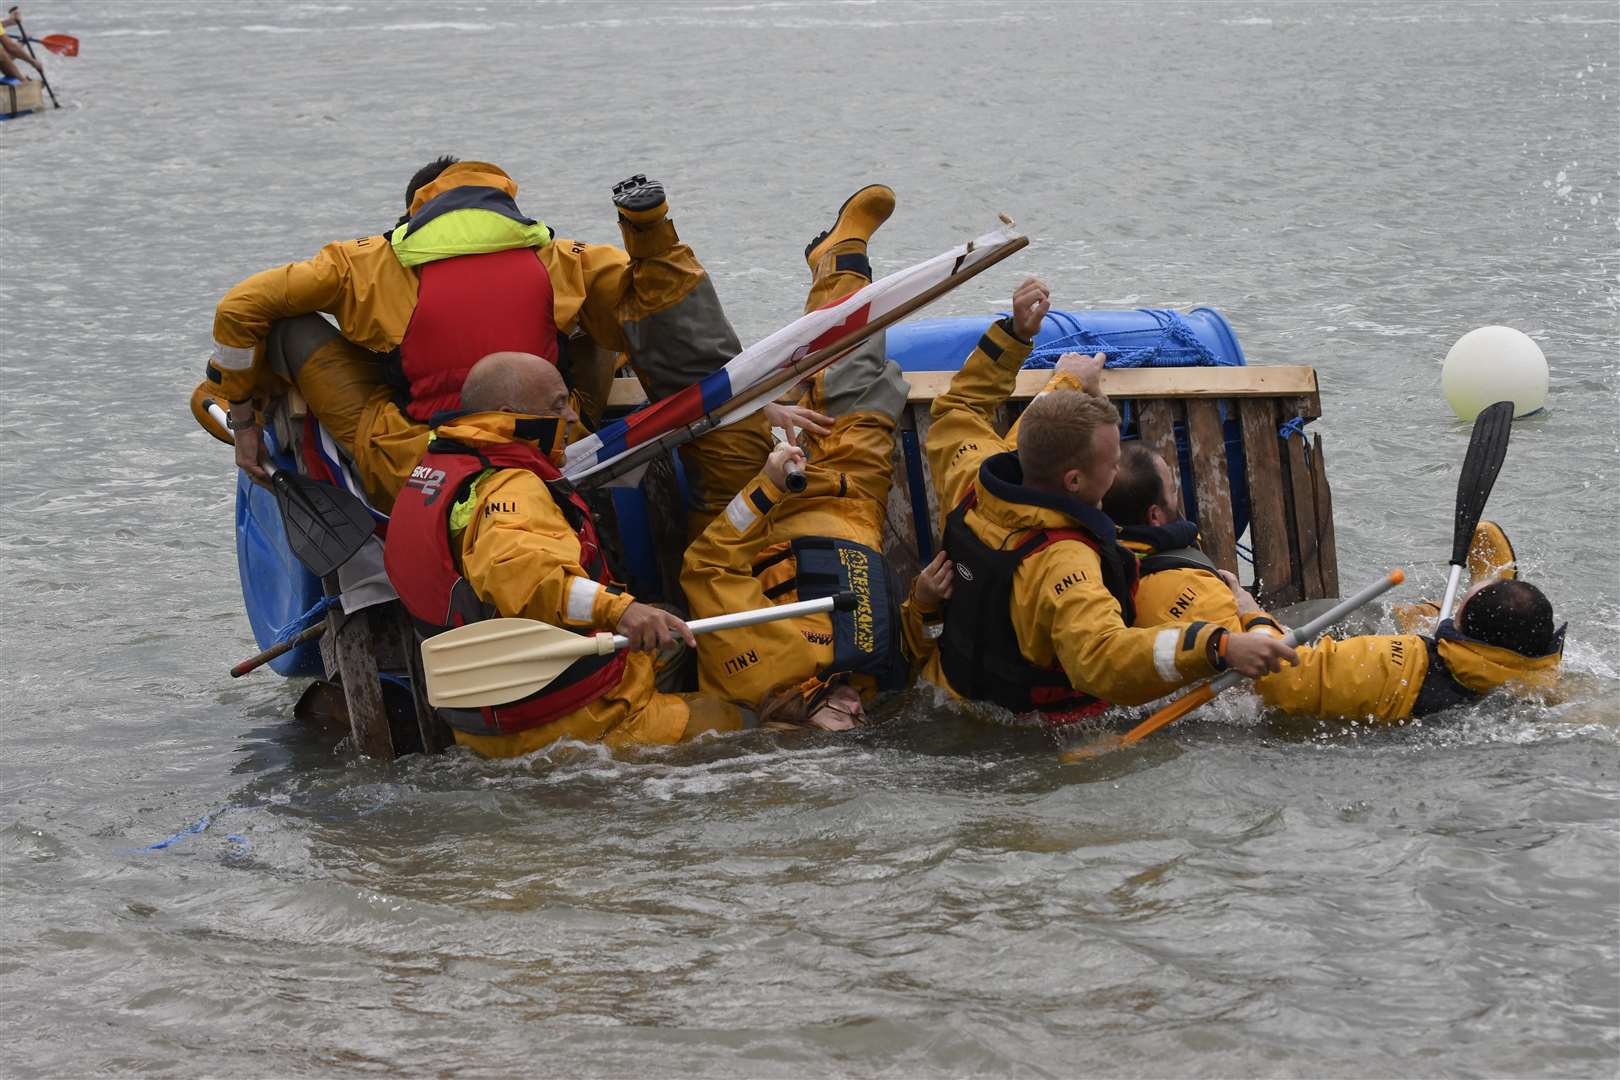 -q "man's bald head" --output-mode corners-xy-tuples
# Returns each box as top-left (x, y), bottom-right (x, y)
(460, 352), (572, 417)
